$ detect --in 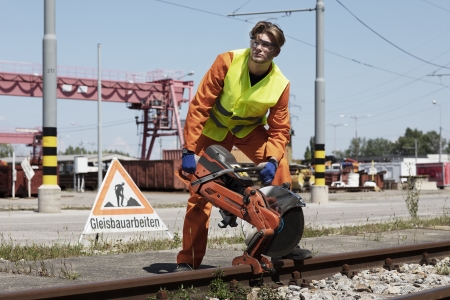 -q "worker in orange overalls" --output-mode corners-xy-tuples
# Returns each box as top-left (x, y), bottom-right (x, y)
(174, 21), (311, 272)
